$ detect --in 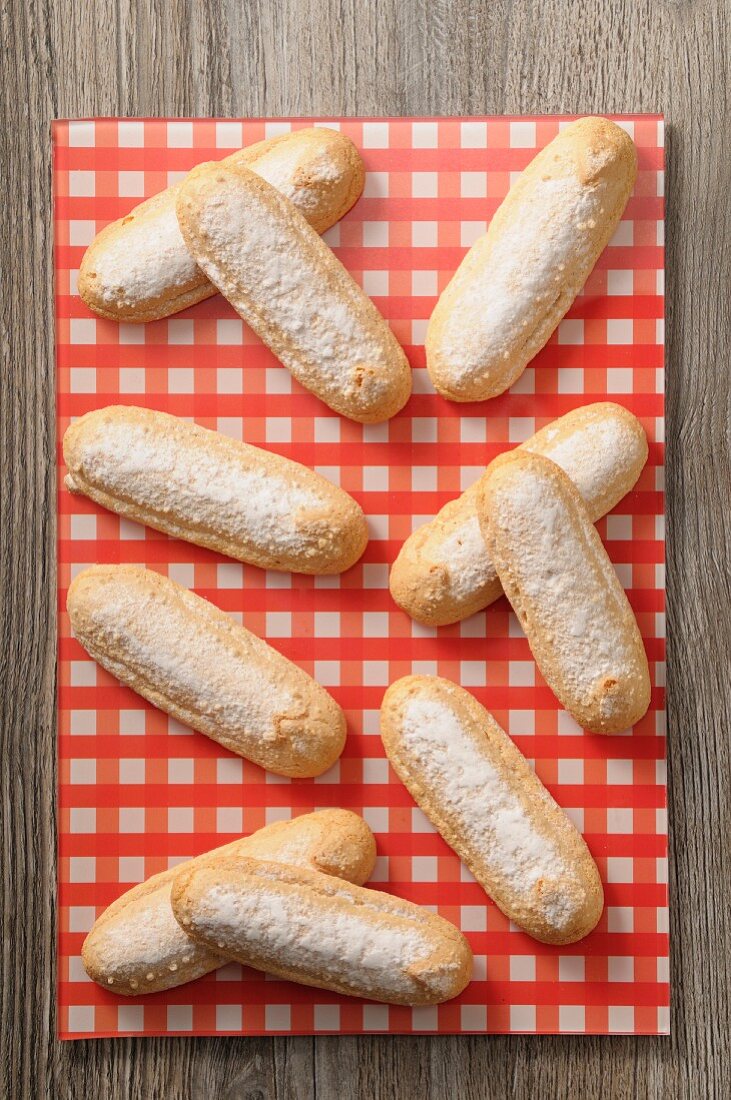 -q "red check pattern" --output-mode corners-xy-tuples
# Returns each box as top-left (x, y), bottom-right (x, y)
(54, 116), (666, 1038)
